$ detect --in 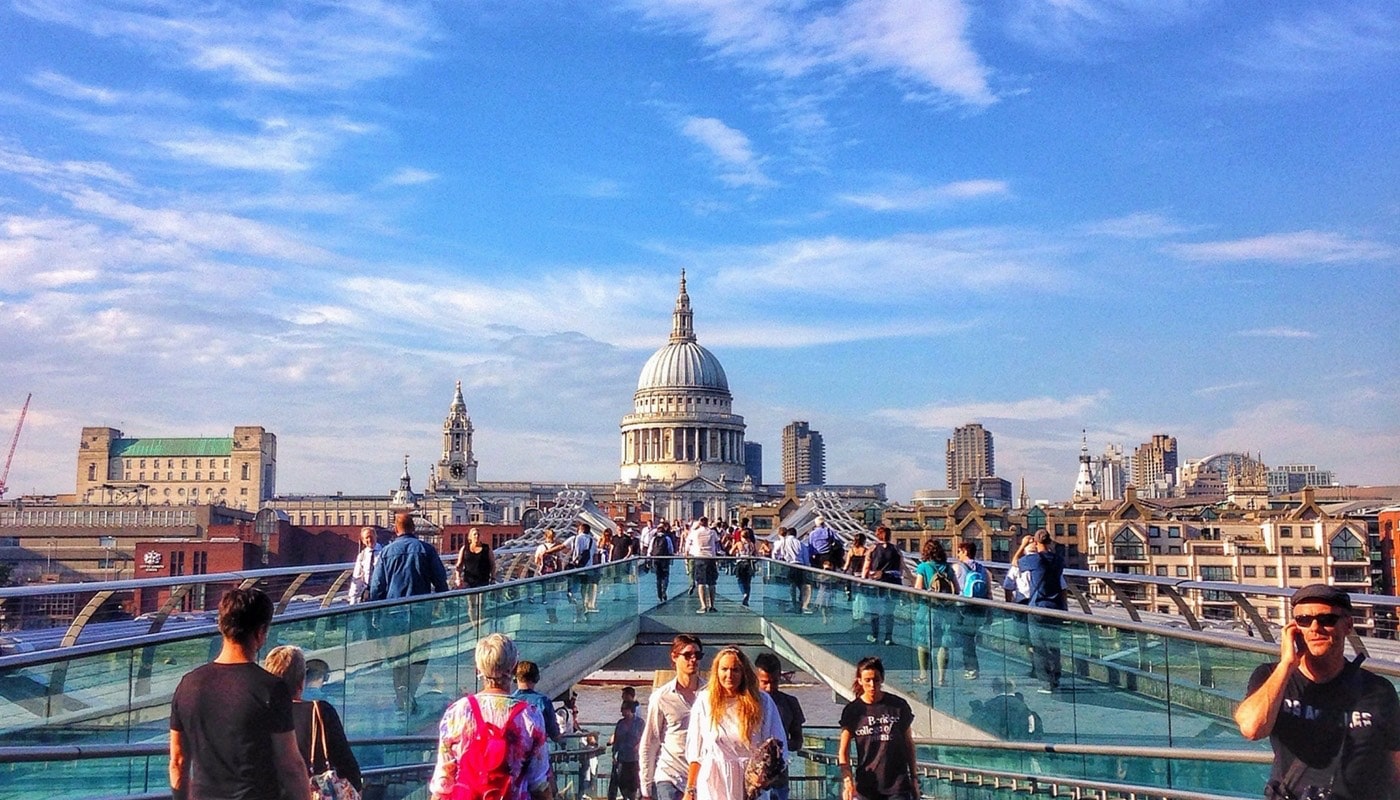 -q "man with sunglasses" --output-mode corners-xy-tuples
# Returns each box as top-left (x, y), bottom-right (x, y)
(641, 634), (704, 800)
(1235, 584), (1400, 800)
